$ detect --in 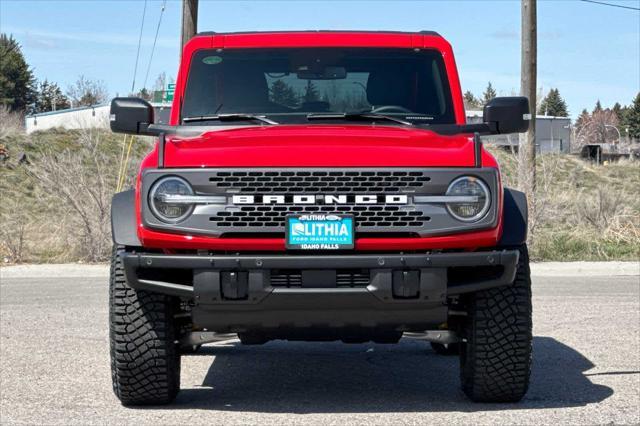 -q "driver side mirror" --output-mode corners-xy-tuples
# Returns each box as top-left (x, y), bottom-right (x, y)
(110, 97), (154, 135)
(483, 97), (530, 134)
